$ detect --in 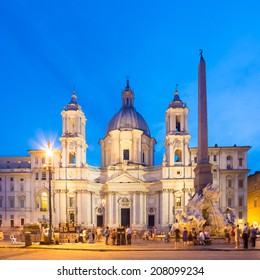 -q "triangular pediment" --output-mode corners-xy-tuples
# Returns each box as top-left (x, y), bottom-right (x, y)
(107, 172), (143, 184)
